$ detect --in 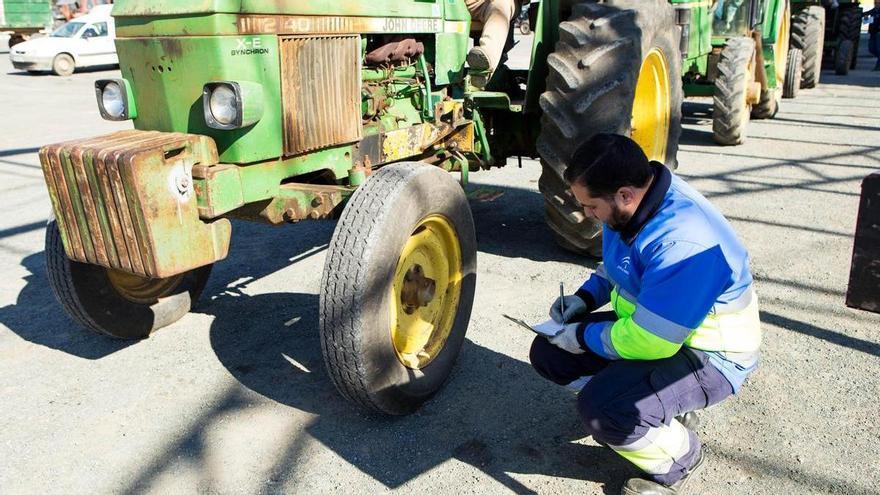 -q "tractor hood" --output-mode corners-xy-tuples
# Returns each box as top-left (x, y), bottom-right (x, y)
(112, 0), (442, 18)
